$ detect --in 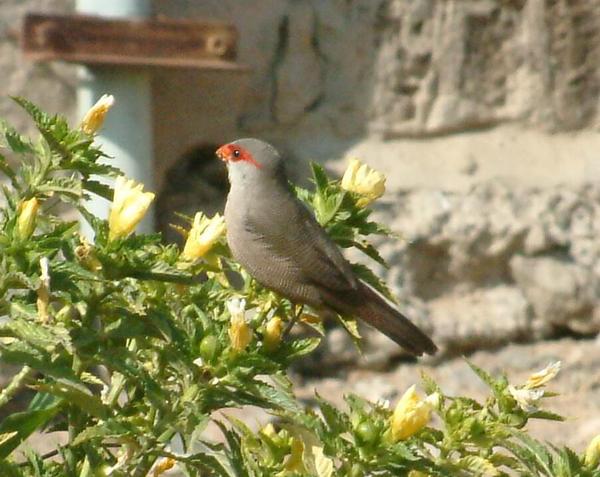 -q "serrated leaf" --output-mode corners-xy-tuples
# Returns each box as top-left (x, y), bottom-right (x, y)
(352, 240), (389, 267)
(316, 393), (350, 434)
(310, 162), (329, 193)
(0, 153), (18, 189)
(458, 455), (499, 476)
(34, 379), (109, 419)
(4, 128), (35, 154)
(351, 263), (397, 303)
(285, 337), (321, 360)
(83, 179), (113, 201)
(529, 409), (565, 422)
(338, 316), (361, 341)
(37, 175), (83, 199)
(72, 420), (135, 446)
(4, 316), (72, 353)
